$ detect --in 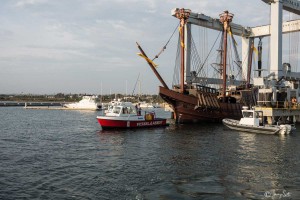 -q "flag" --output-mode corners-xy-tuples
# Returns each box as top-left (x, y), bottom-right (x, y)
(227, 27), (232, 36)
(253, 46), (258, 55)
(178, 26), (185, 48)
(232, 36), (238, 46)
(228, 27), (237, 46)
(137, 53), (158, 68)
(252, 46), (258, 61)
